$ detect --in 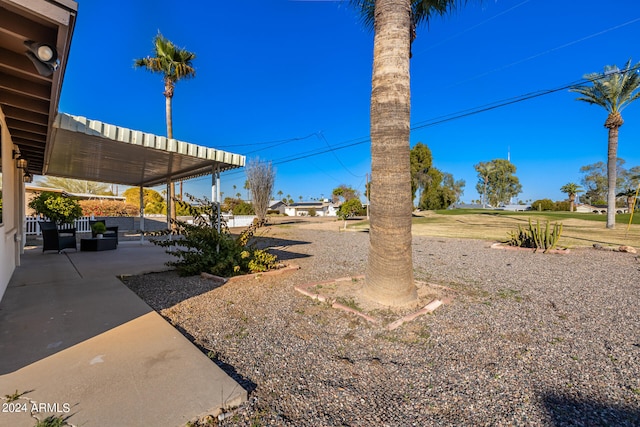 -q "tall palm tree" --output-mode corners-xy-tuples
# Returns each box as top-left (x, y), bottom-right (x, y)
(570, 59), (640, 228)
(134, 33), (196, 227)
(352, 0), (469, 306)
(560, 182), (583, 212)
